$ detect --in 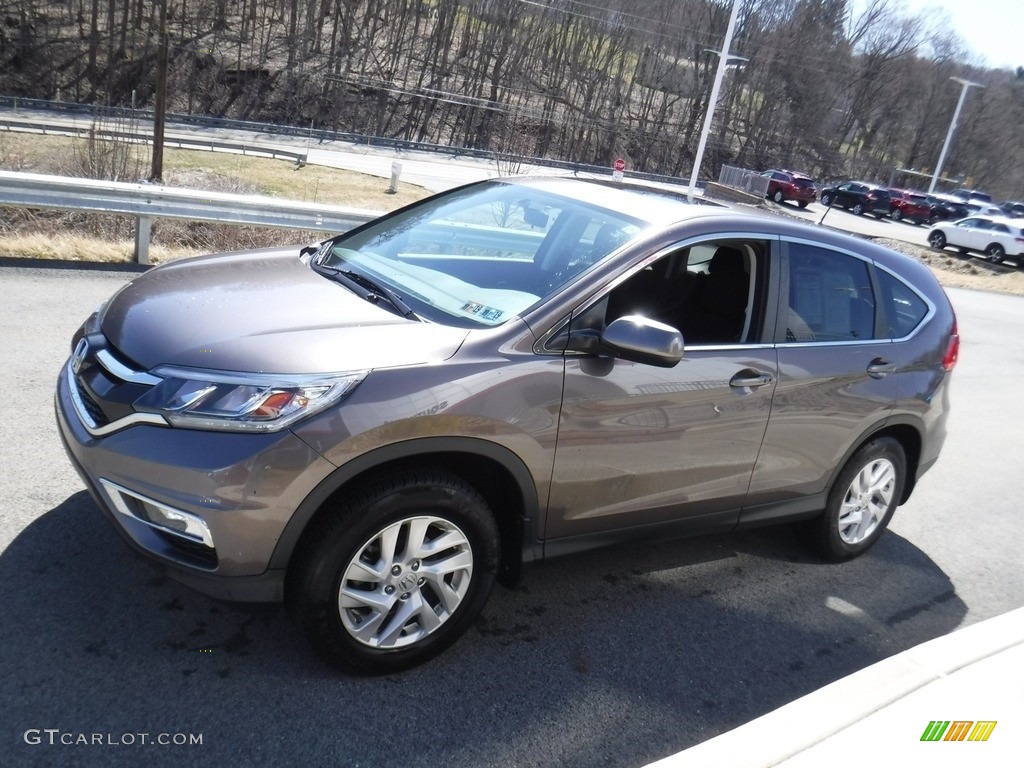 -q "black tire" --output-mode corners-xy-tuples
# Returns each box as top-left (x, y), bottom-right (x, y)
(851, 202), (865, 216)
(800, 437), (906, 562)
(890, 208), (902, 222)
(985, 243), (1005, 264)
(288, 470), (499, 675)
(928, 230), (946, 250)
(820, 193), (832, 207)
(773, 189), (784, 203)
(797, 200), (808, 209)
